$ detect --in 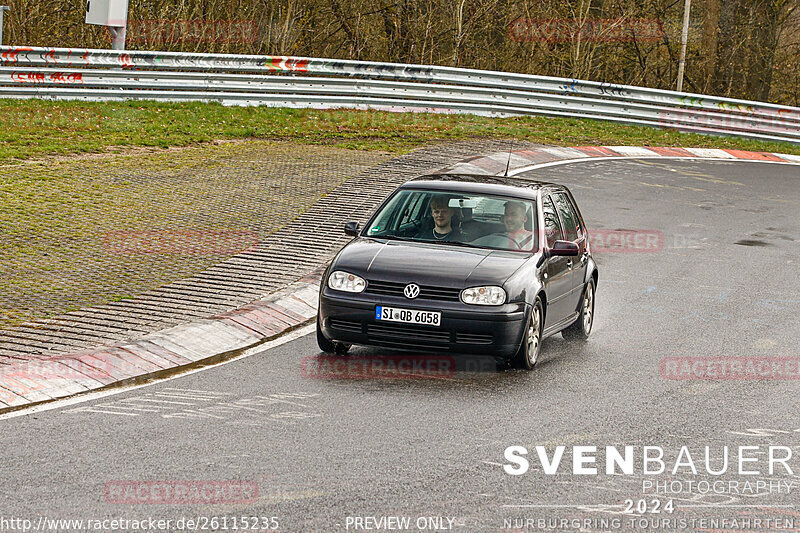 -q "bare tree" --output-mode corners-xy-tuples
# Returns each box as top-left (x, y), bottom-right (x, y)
(5, 0), (797, 104)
